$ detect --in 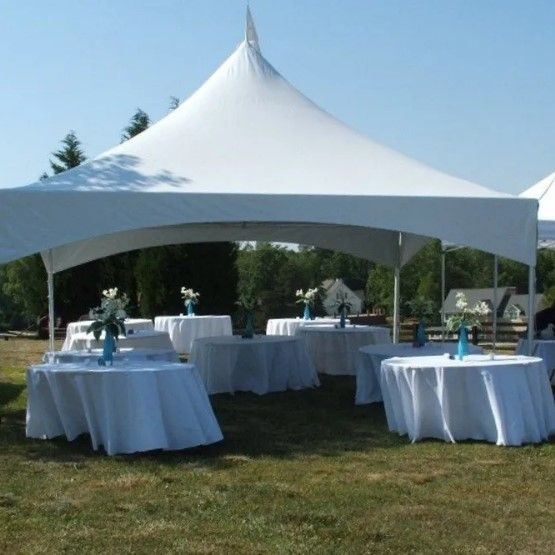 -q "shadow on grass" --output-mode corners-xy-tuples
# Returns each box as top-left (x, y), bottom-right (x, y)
(0, 381), (26, 412)
(2, 375), (406, 465)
